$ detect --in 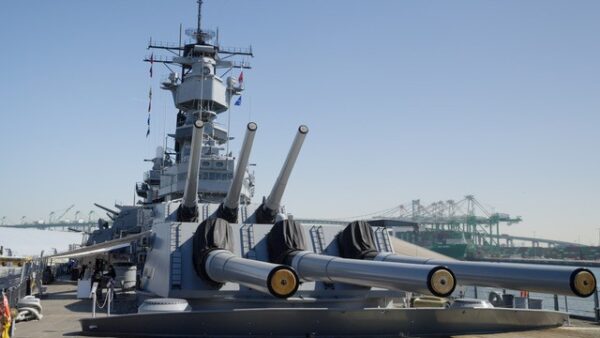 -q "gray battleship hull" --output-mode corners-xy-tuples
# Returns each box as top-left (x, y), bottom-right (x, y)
(80, 307), (568, 337)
